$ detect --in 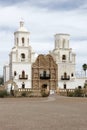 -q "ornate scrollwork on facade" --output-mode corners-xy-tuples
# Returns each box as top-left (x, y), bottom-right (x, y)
(32, 54), (58, 91)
